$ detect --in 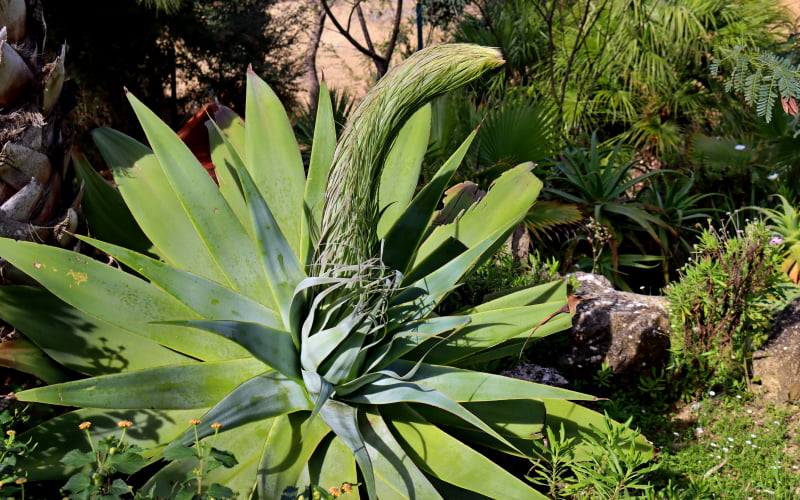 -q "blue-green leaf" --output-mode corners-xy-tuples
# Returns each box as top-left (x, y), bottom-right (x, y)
(303, 81), (337, 264)
(80, 236), (282, 329)
(127, 92), (271, 305)
(0, 285), (190, 375)
(0, 238), (246, 361)
(167, 372), (311, 448)
(245, 70), (307, 256)
(383, 129), (477, 273)
(377, 105), (431, 238)
(256, 413), (331, 499)
(363, 409), (440, 500)
(175, 320), (299, 382)
(16, 359), (268, 409)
